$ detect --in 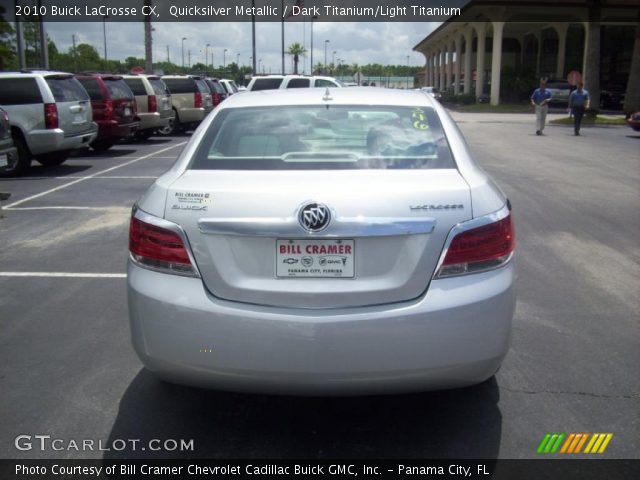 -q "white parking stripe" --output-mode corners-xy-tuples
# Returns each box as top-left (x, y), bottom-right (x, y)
(0, 272), (126, 278)
(4, 142), (186, 209)
(6, 206), (131, 211)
